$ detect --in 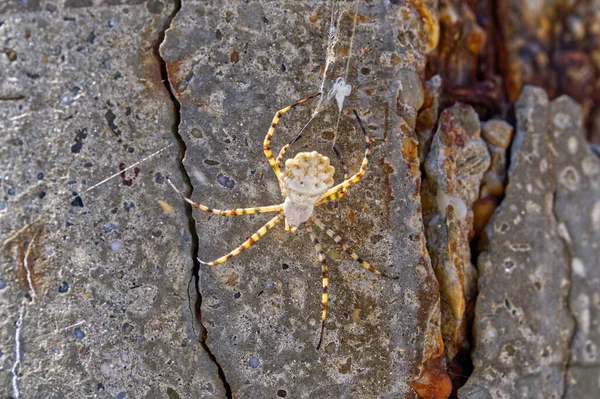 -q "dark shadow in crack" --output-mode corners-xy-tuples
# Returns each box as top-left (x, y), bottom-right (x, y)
(155, 2), (232, 398)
